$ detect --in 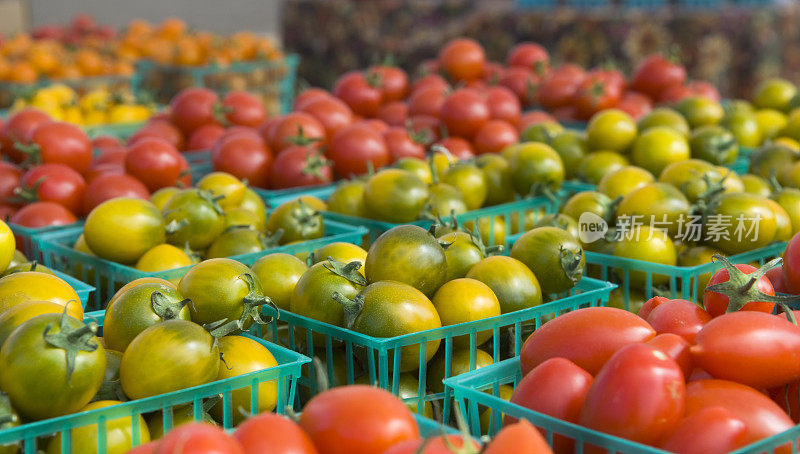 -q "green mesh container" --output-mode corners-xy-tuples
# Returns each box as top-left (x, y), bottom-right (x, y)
(9, 221), (82, 261)
(85, 122), (147, 140)
(51, 268), (94, 310)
